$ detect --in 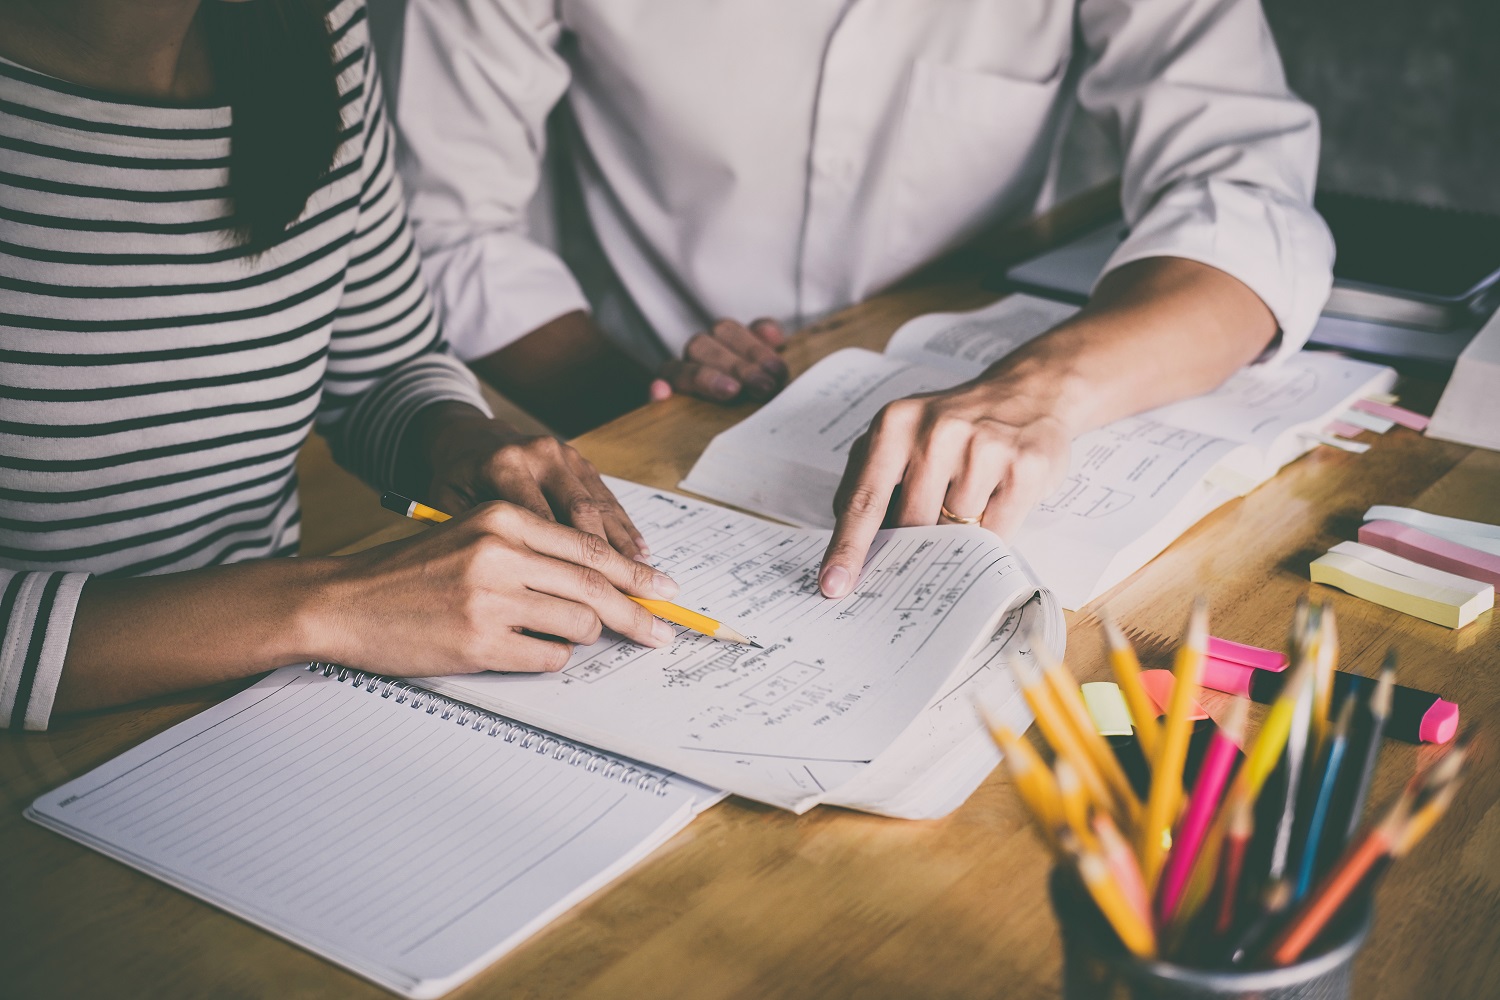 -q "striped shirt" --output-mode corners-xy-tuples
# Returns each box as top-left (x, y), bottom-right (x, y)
(0, 0), (491, 730)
